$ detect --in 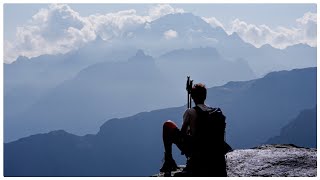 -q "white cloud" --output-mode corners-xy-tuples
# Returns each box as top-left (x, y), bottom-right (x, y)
(148, 4), (184, 20)
(296, 12), (317, 46)
(163, 29), (178, 40)
(202, 17), (225, 30)
(5, 4), (96, 63)
(87, 9), (148, 40)
(4, 4), (185, 63)
(4, 41), (16, 63)
(228, 12), (317, 49)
